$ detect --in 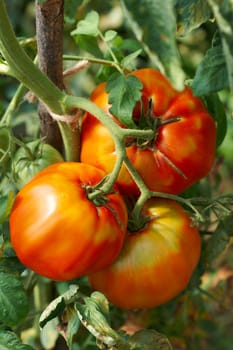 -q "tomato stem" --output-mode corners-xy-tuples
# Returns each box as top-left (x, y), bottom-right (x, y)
(0, 0), (65, 115)
(63, 54), (129, 73)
